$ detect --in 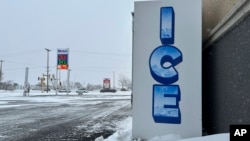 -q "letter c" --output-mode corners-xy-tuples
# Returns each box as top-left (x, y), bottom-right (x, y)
(149, 45), (182, 85)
